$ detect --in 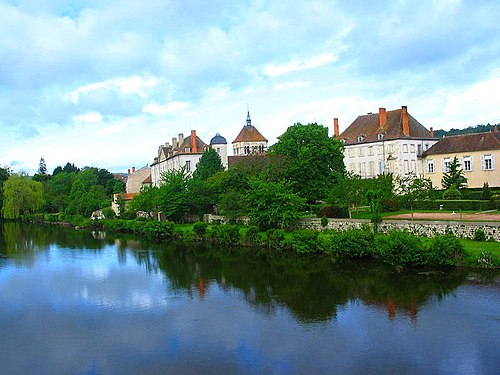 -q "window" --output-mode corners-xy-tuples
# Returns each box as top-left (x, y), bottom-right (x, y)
(410, 144), (415, 153)
(462, 156), (472, 171)
(348, 148), (354, 158)
(427, 159), (435, 173)
(404, 160), (409, 174)
(378, 134), (384, 140)
(403, 144), (408, 153)
(185, 160), (191, 172)
(216, 147), (221, 153)
(357, 136), (364, 143)
(378, 146), (383, 155)
(482, 155), (495, 170)
(379, 161), (385, 174)
(244, 146), (250, 154)
(184, 147), (190, 152)
(411, 160), (416, 173)
(358, 147), (364, 157)
(417, 144), (422, 156)
(369, 161), (375, 176)
(368, 146), (374, 156)
(443, 158), (451, 172)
